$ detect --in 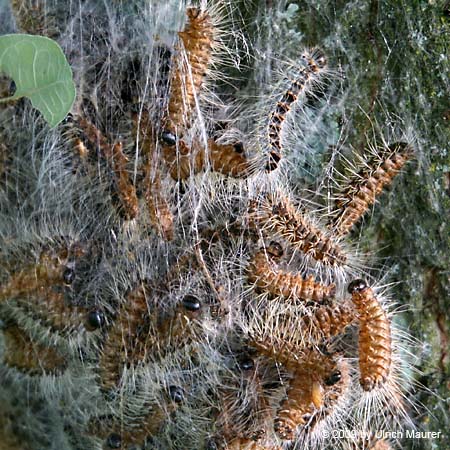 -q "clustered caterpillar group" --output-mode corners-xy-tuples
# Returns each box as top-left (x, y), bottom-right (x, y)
(0, 1), (423, 450)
